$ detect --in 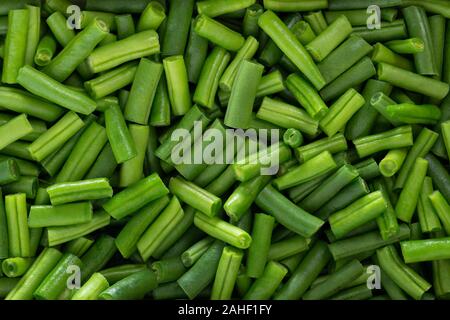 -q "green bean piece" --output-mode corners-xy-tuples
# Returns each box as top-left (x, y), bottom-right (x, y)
(29, 202), (93, 228)
(98, 269), (158, 300)
(185, 19), (208, 84)
(44, 18), (109, 82)
(328, 224), (411, 261)
(46, 210), (110, 246)
(304, 10), (328, 34)
(224, 60), (264, 129)
(163, 55), (191, 116)
(267, 235), (310, 261)
(104, 102), (137, 164)
(379, 148), (407, 177)
(246, 214), (275, 278)
(5, 248), (62, 300)
(318, 35), (373, 85)
(304, 259), (364, 300)
(372, 43), (414, 71)
(0, 159), (20, 186)
(194, 47), (231, 109)
(84, 62), (138, 100)
(0, 87), (63, 122)
(161, 0), (194, 56)
(99, 264), (147, 285)
(55, 122), (107, 183)
(255, 184), (324, 238)
(256, 96), (319, 135)
(72, 272), (109, 300)
(87, 30), (160, 73)
(441, 120), (450, 160)
(124, 59), (163, 125)
(377, 245), (431, 300)
(80, 234), (117, 282)
(115, 14), (135, 39)
(2, 9), (29, 84)
(177, 240), (225, 299)
(194, 212), (252, 249)
(385, 38), (424, 54)
(0, 189), (9, 259)
(197, 0), (255, 17)
(17, 65), (97, 115)
(353, 125), (413, 158)
(169, 177), (221, 217)
(416, 178), (442, 234)
(395, 158), (428, 223)
(429, 191), (450, 235)
(401, 237), (450, 263)
(46, 178), (112, 206)
(320, 56), (376, 101)
(306, 15), (352, 62)
(378, 62), (449, 100)
(274, 241), (331, 300)
(194, 14), (244, 52)
(0, 113), (47, 143)
(149, 74), (171, 126)
(243, 4), (263, 38)
(64, 237), (94, 257)
(2, 257), (33, 278)
(258, 10), (326, 90)
(27, 111), (84, 162)
(211, 246), (243, 300)
(137, 1), (166, 32)
(285, 73), (328, 120)
(137, 196), (184, 261)
(119, 125), (149, 187)
(0, 114), (33, 151)
(243, 261), (287, 300)
(34, 253), (82, 300)
(402, 6), (437, 75)
(295, 133), (348, 163)
(274, 151), (337, 190)
(219, 36), (259, 92)
(181, 237), (214, 267)
(151, 257), (187, 284)
(5, 193), (30, 257)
